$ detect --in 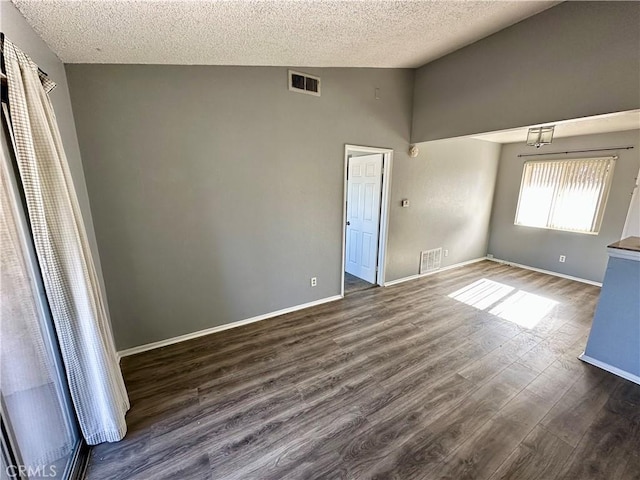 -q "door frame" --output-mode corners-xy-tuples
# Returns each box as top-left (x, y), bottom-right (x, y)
(341, 144), (393, 296)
